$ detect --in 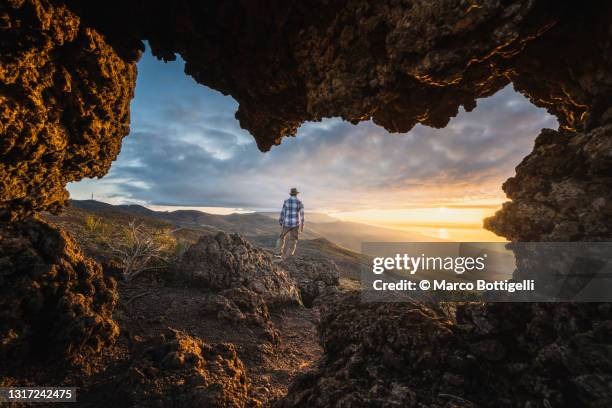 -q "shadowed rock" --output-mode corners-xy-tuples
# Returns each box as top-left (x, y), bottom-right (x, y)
(202, 288), (271, 326)
(279, 257), (340, 307)
(118, 328), (252, 407)
(0, 218), (118, 371)
(202, 287), (281, 345)
(179, 232), (300, 344)
(485, 125), (612, 241)
(277, 292), (612, 407)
